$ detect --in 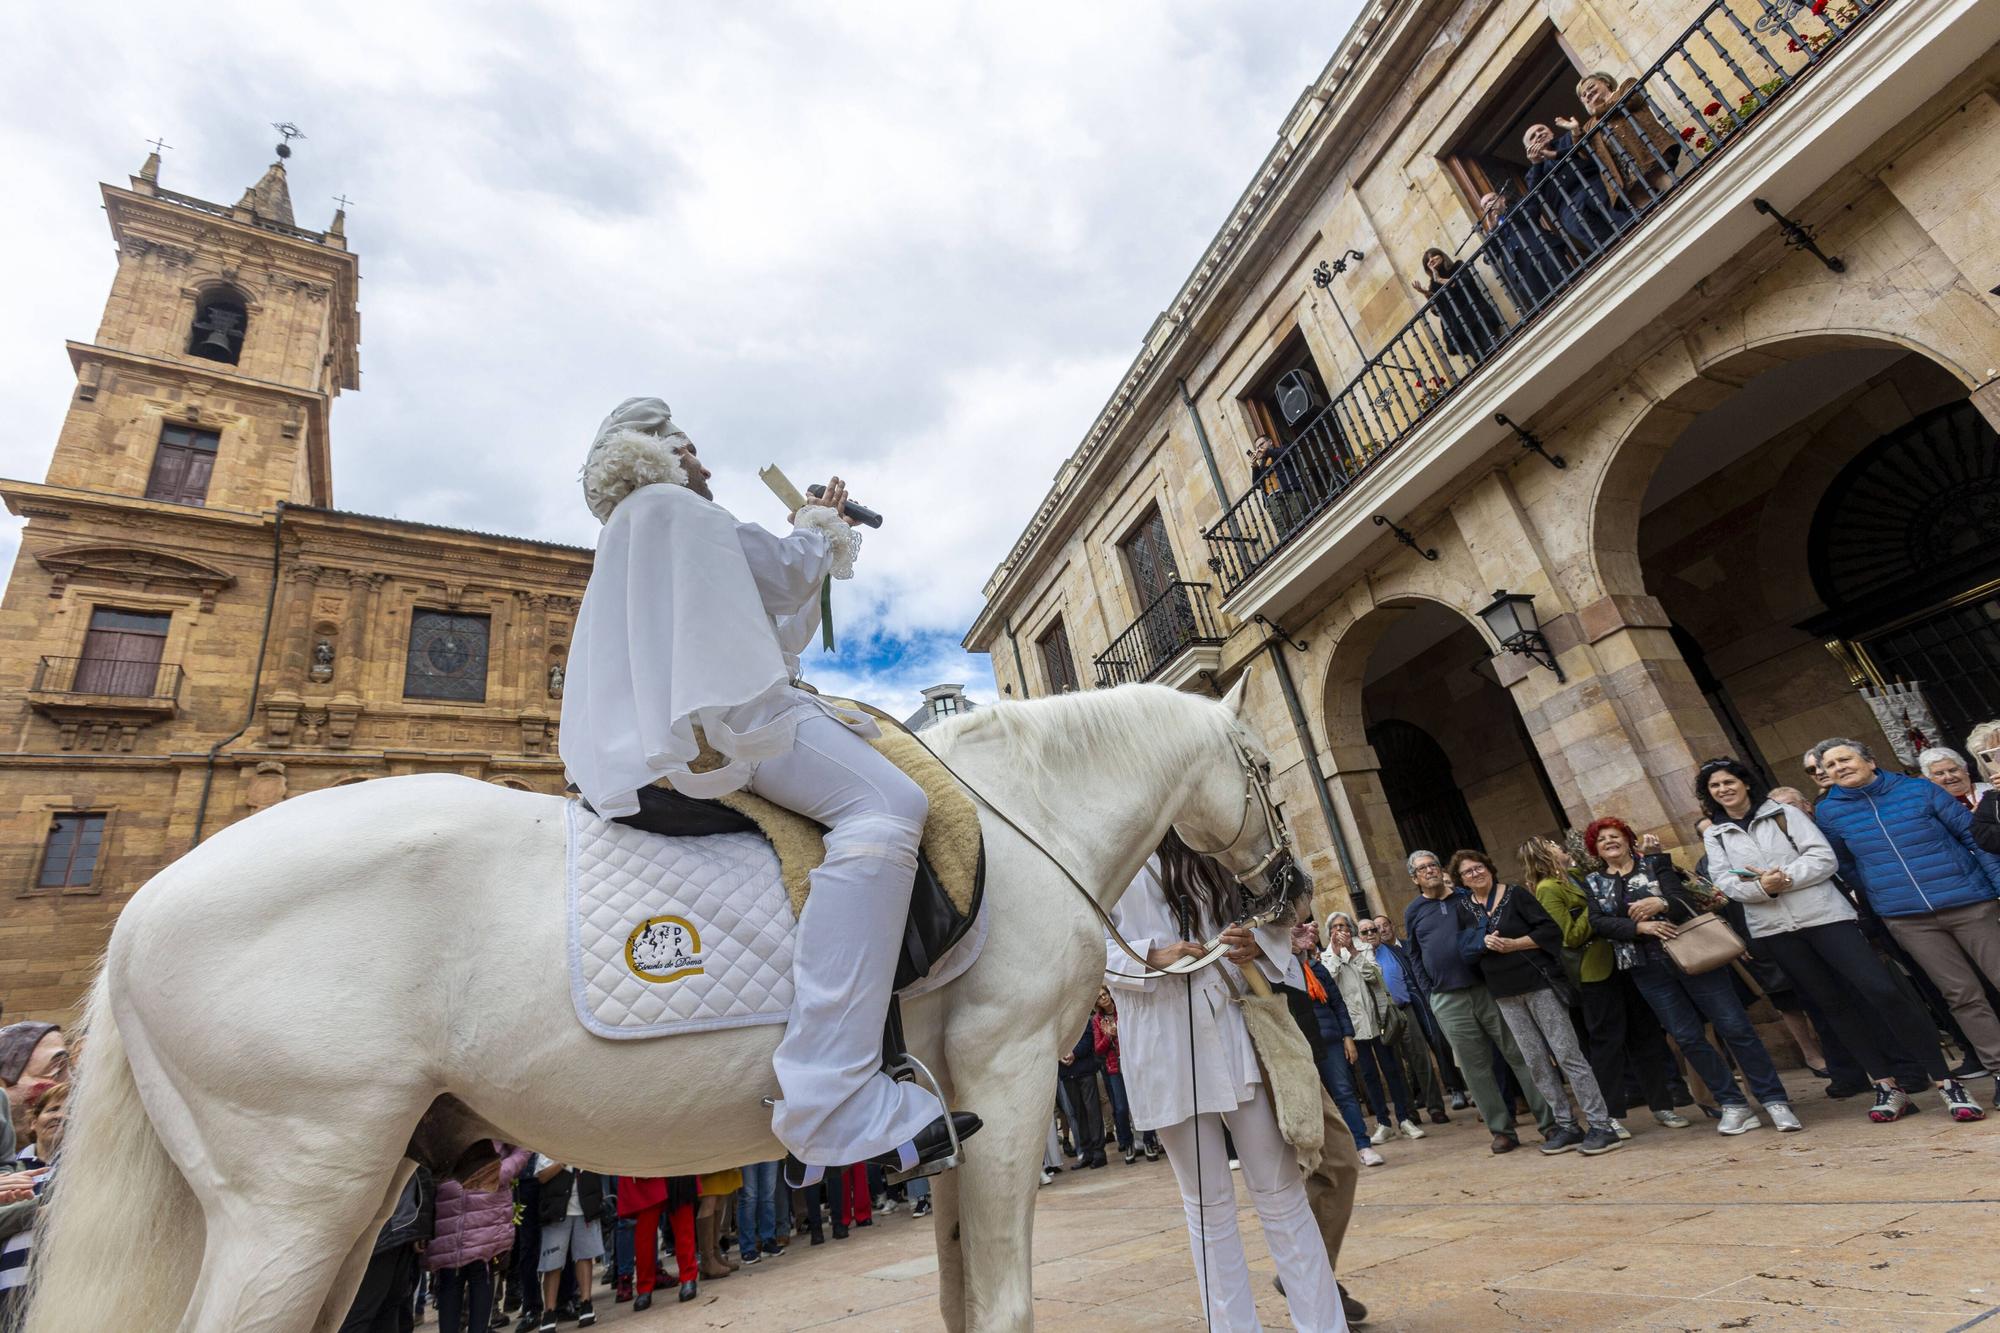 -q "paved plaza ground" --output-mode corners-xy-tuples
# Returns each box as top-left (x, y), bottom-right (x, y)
(556, 1071), (2000, 1331)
